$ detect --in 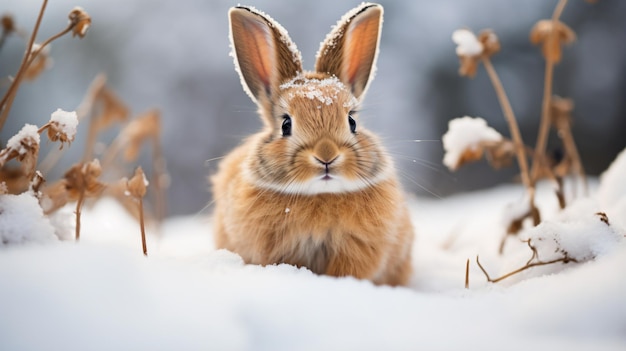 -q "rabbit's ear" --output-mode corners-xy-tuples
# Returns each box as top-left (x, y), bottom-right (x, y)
(315, 3), (383, 100)
(229, 7), (303, 106)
